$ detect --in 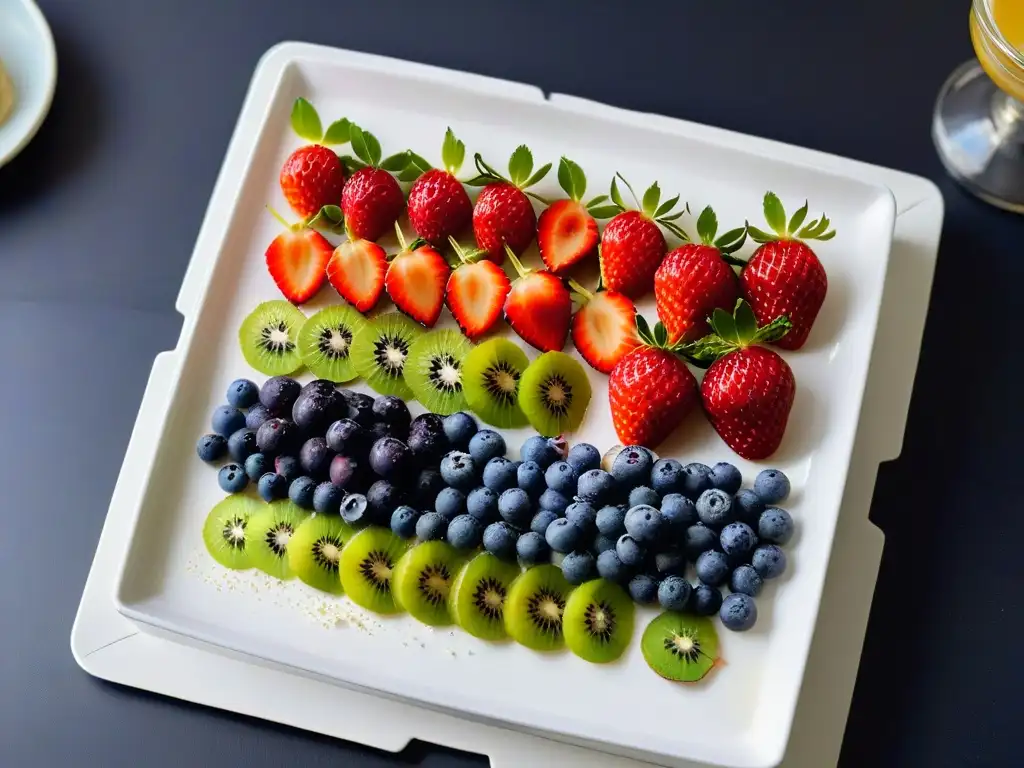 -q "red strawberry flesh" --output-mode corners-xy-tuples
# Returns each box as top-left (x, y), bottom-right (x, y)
(538, 199), (599, 274)
(571, 290), (639, 374)
(265, 228), (332, 305)
(504, 271), (571, 352)
(386, 245), (451, 327)
(326, 239), (387, 313)
(446, 260), (511, 340)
